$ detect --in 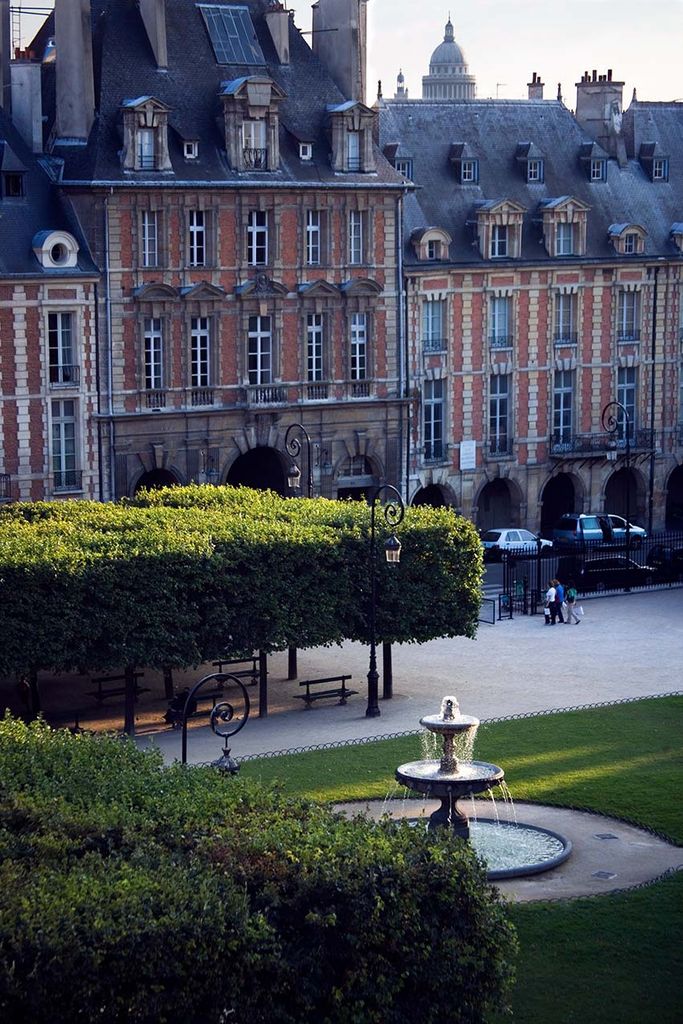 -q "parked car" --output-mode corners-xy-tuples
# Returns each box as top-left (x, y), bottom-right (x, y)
(480, 528), (552, 562)
(573, 555), (655, 592)
(552, 513), (647, 549)
(646, 544), (683, 582)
